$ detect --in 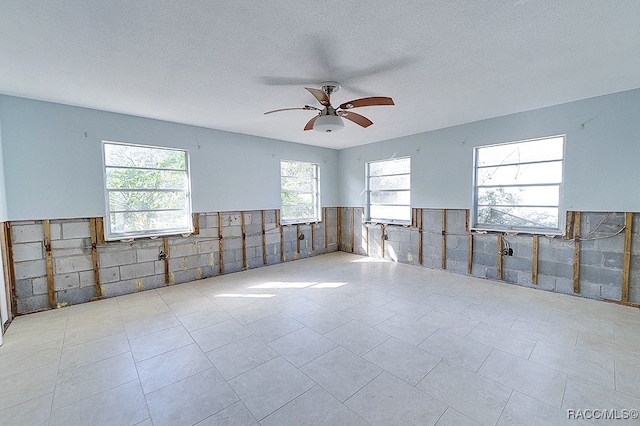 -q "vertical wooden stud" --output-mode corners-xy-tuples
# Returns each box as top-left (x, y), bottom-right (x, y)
(89, 218), (103, 298)
(622, 212), (633, 302)
(418, 208), (424, 266)
(565, 211), (576, 239)
(381, 224), (385, 259)
(241, 212), (248, 269)
(43, 220), (55, 307)
(311, 223), (315, 252)
(275, 209), (281, 227)
(296, 224), (301, 254)
(1, 222), (17, 319)
(467, 234), (473, 274)
(163, 237), (171, 284)
(218, 213), (224, 275)
(192, 213), (200, 235)
(280, 224), (285, 262)
(337, 207), (342, 251)
(441, 209), (447, 269)
(497, 233), (503, 280)
(261, 210), (267, 265)
(95, 217), (105, 244)
(573, 211), (581, 293)
(532, 235), (539, 285)
(350, 208), (355, 253)
(465, 209), (470, 232)
(324, 207), (328, 250)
